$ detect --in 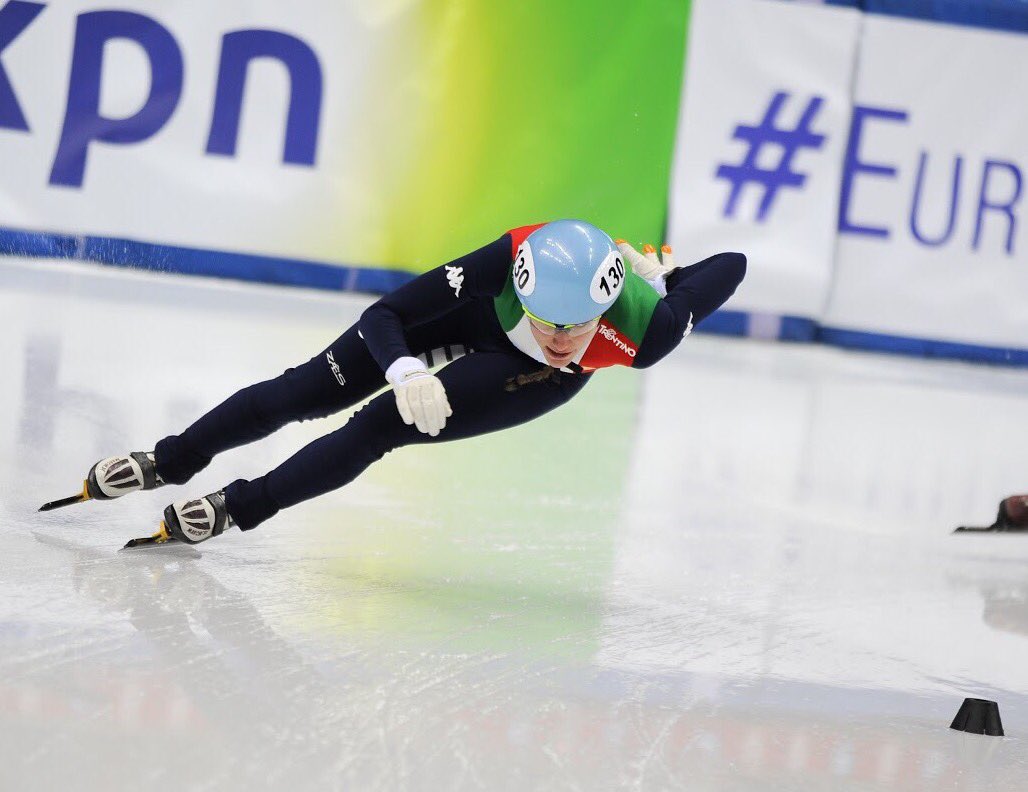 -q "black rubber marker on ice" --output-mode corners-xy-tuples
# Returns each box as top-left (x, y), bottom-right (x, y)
(950, 698), (1004, 736)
